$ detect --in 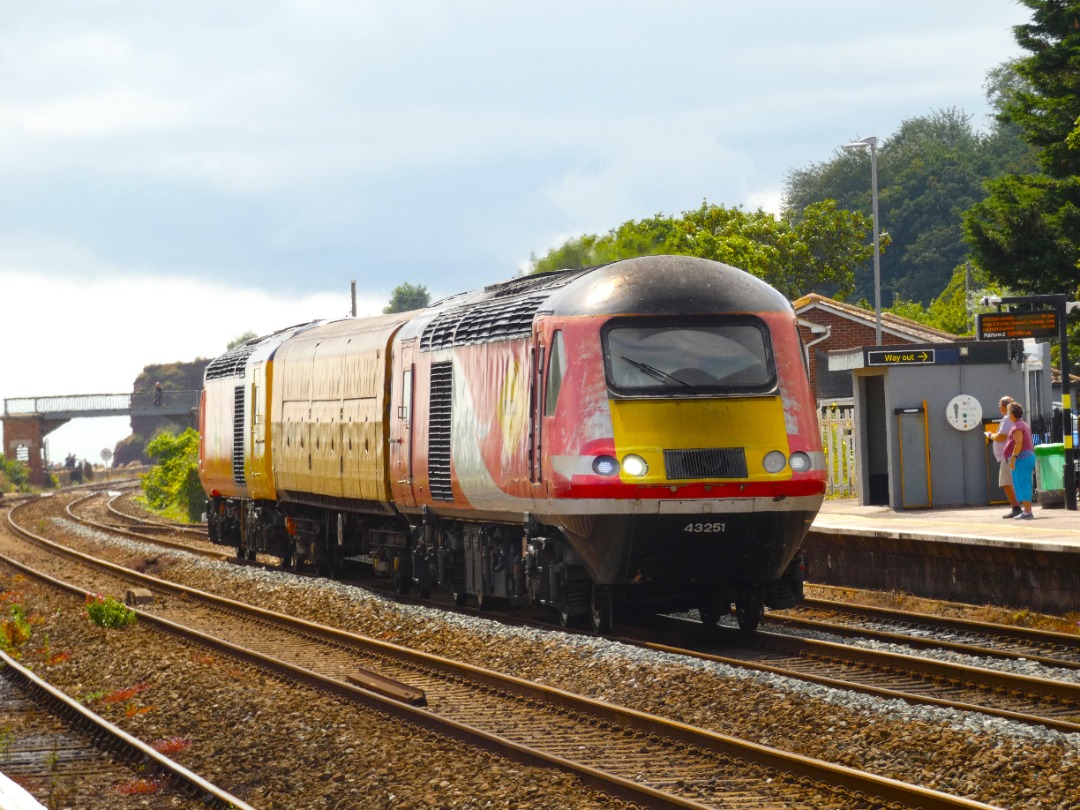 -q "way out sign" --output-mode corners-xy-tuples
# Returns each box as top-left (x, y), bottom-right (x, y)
(866, 348), (936, 366)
